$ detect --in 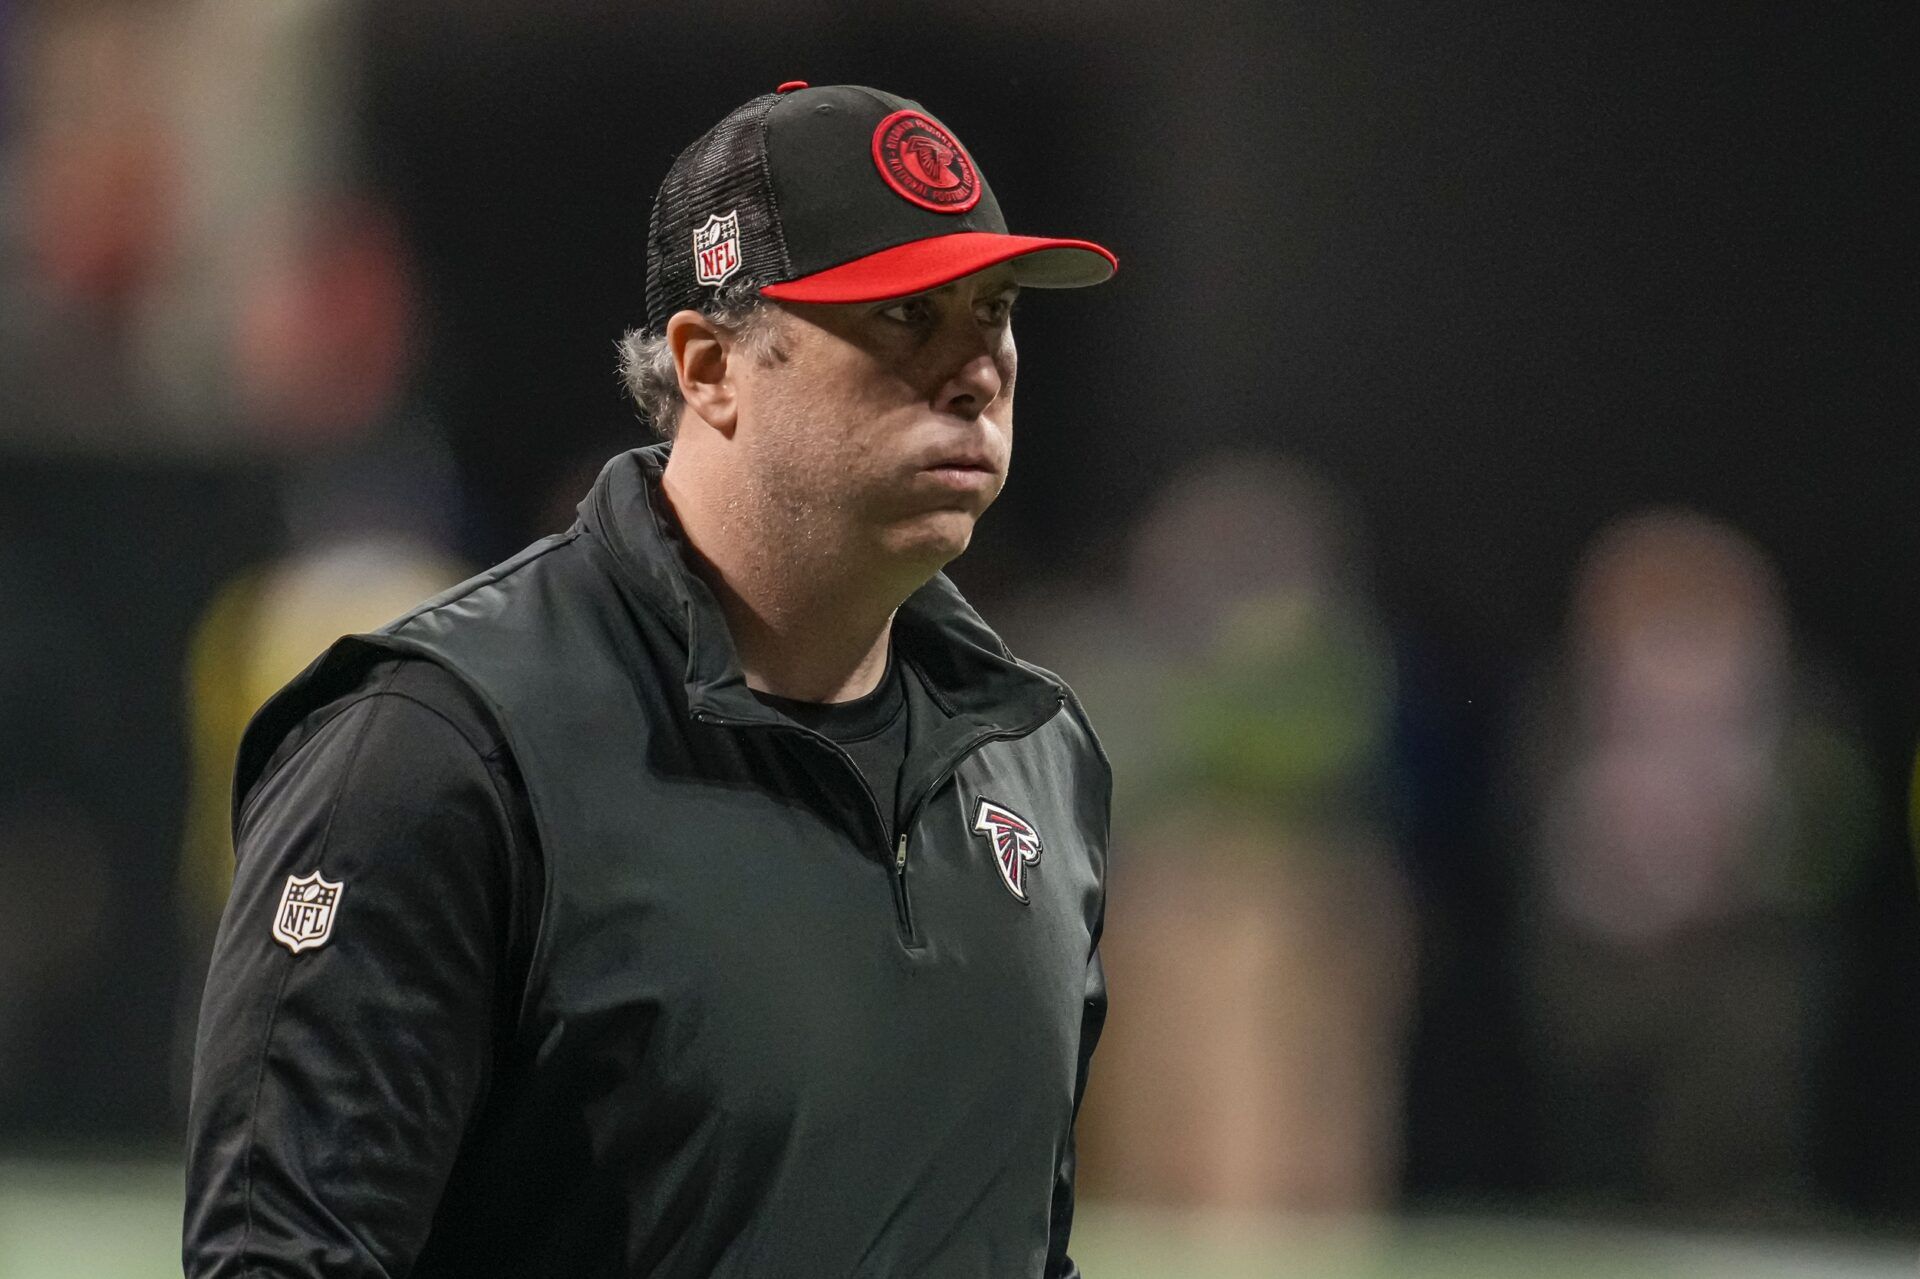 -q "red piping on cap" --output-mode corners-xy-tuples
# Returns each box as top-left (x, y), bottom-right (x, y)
(776, 80), (809, 94)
